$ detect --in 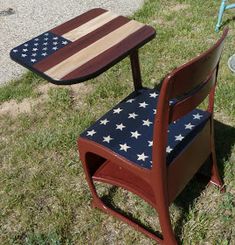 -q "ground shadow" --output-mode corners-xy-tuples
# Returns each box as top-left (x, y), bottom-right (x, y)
(221, 15), (235, 30)
(97, 120), (234, 243)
